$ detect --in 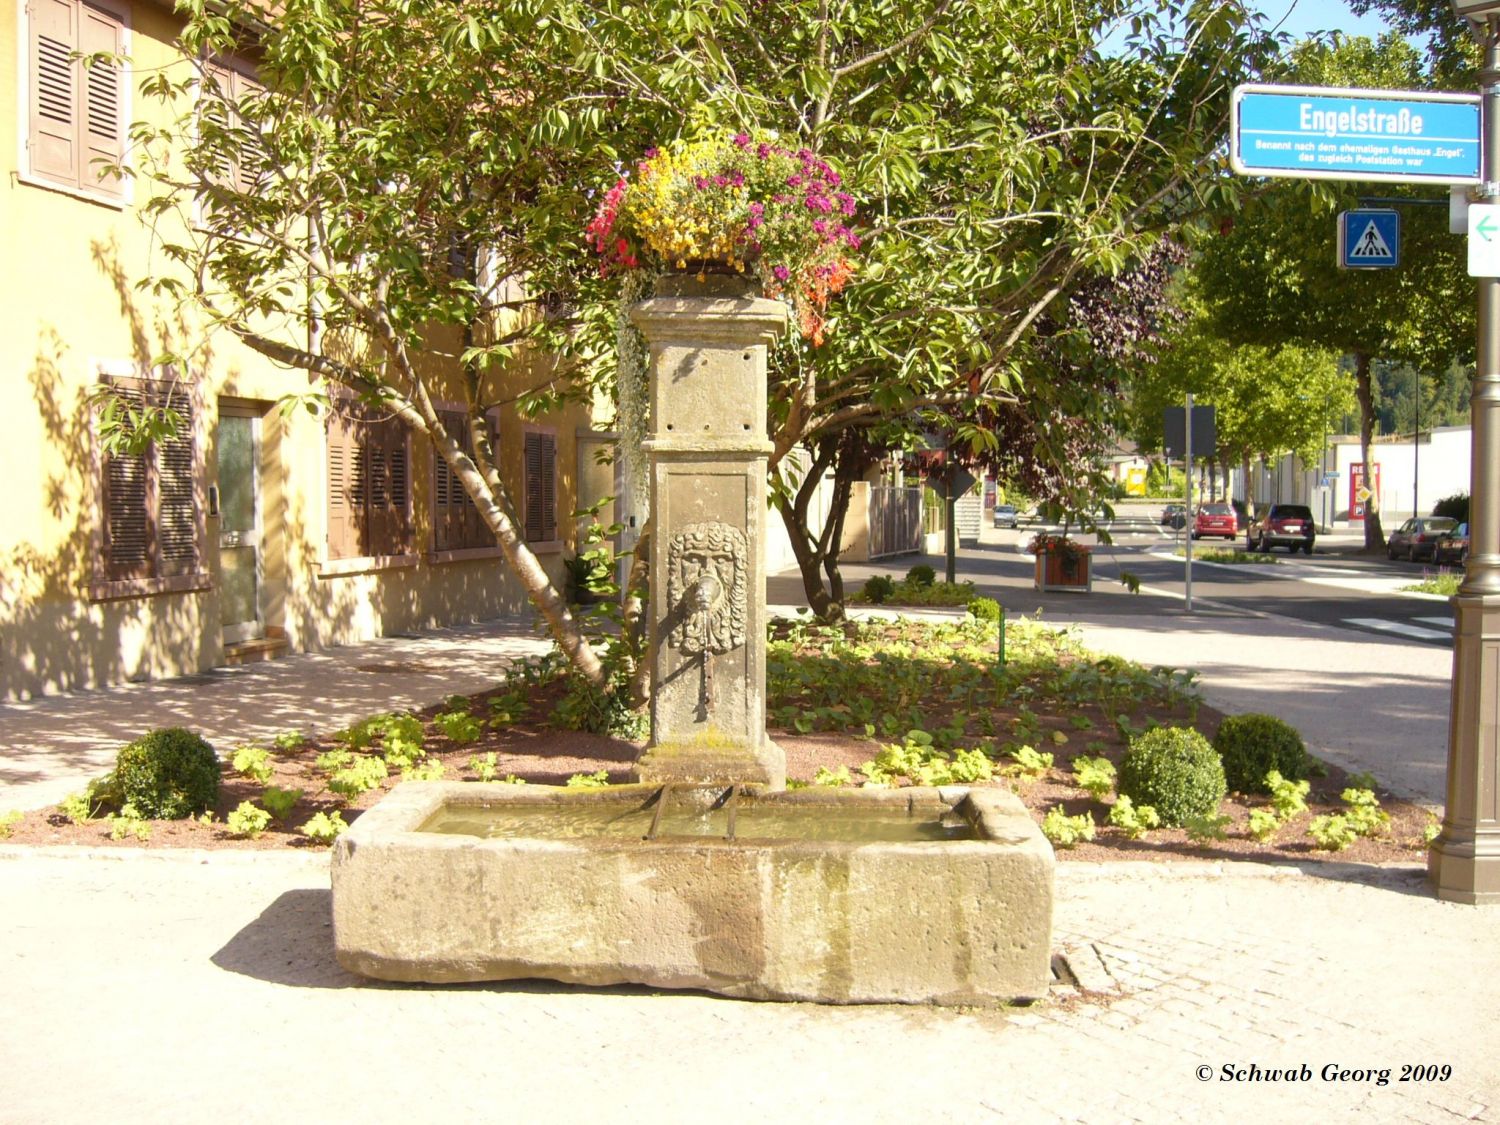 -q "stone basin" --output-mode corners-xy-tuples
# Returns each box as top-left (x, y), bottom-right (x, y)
(332, 782), (1054, 1005)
